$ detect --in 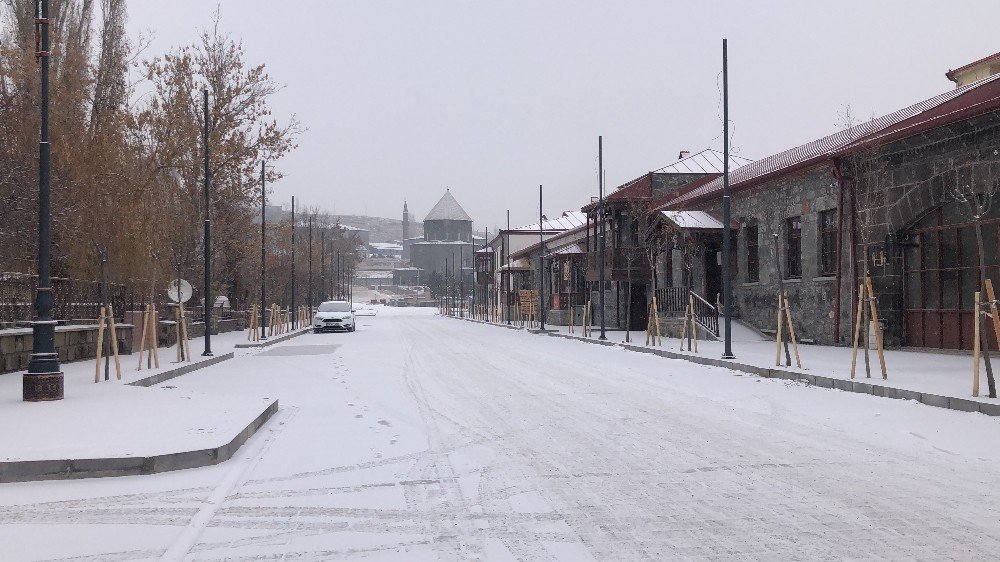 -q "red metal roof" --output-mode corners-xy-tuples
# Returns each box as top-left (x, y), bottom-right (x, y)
(947, 51), (1000, 83)
(664, 74), (1000, 209)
